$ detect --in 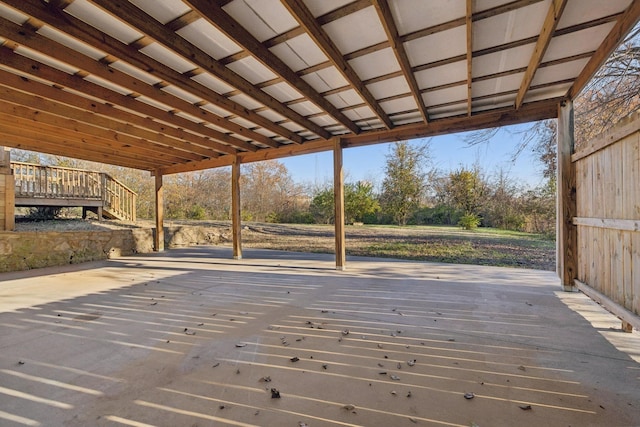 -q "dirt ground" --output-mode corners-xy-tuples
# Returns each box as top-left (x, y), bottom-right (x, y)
(14, 219), (556, 271)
